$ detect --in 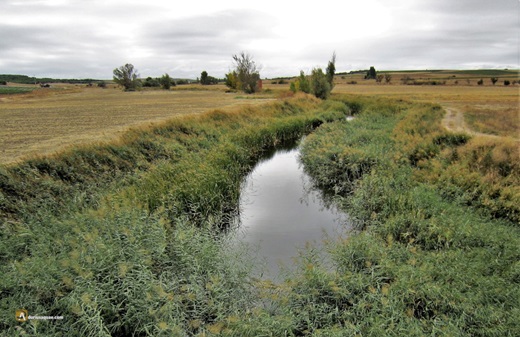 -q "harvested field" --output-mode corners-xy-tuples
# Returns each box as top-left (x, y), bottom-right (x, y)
(0, 86), (273, 164)
(331, 83), (519, 138)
